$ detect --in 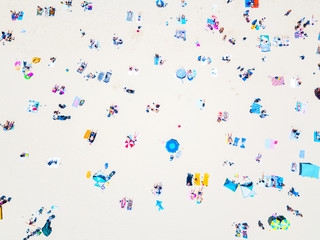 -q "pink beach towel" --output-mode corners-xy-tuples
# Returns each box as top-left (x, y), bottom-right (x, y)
(271, 76), (284, 86)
